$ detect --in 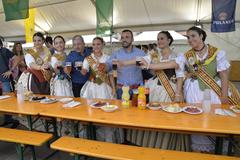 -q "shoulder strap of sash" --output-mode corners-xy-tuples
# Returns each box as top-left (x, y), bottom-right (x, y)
(150, 50), (176, 101)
